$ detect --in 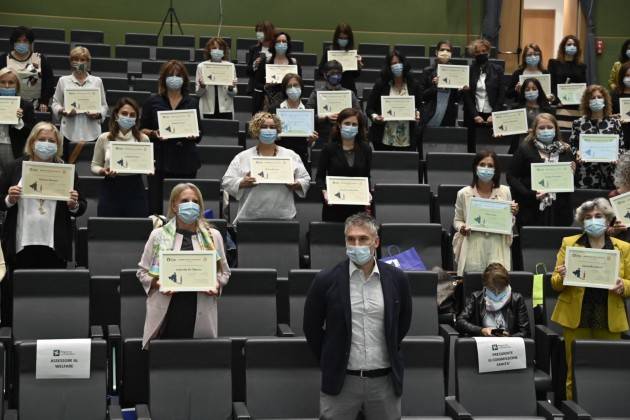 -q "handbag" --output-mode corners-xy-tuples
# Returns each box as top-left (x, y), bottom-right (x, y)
(379, 245), (426, 271)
